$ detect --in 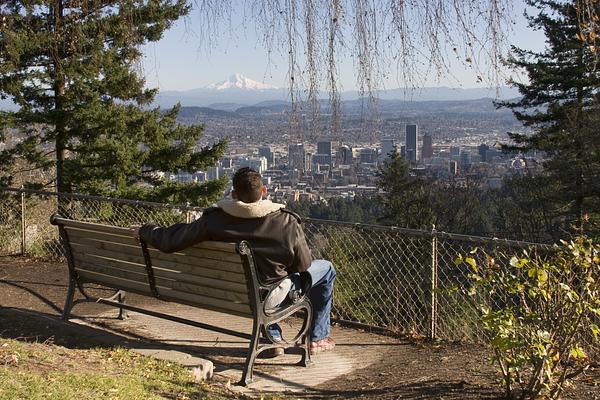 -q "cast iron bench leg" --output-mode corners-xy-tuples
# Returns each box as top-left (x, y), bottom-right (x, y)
(239, 319), (261, 386)
(62, 277), (76, 321)
(117, 290), (128, 320)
